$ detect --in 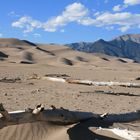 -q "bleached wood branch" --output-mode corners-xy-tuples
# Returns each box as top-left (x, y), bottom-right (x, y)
(97, 127), (140, 140)
(67, 79), (140, 87)
(45, 76), (140, 88)
(44, 77), (66, 82)
(32, 104), (44, 114)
